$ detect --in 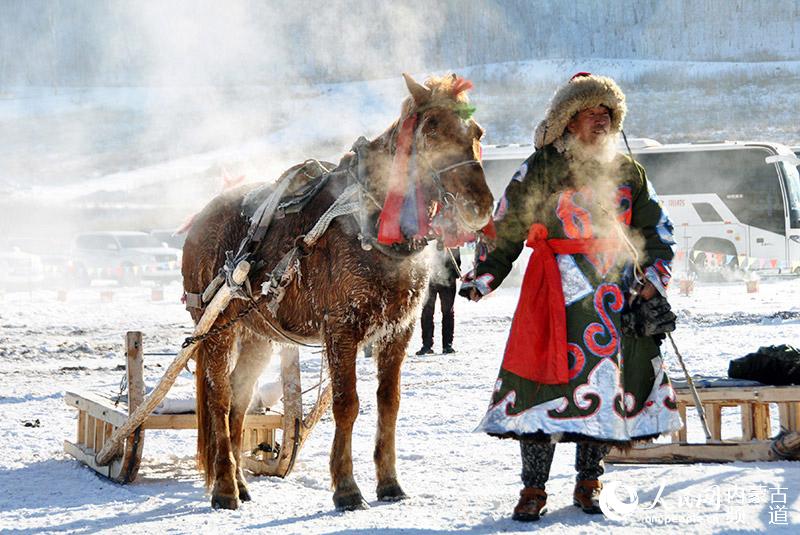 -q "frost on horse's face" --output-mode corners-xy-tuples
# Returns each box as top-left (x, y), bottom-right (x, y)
(403, 73), (494, 232)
